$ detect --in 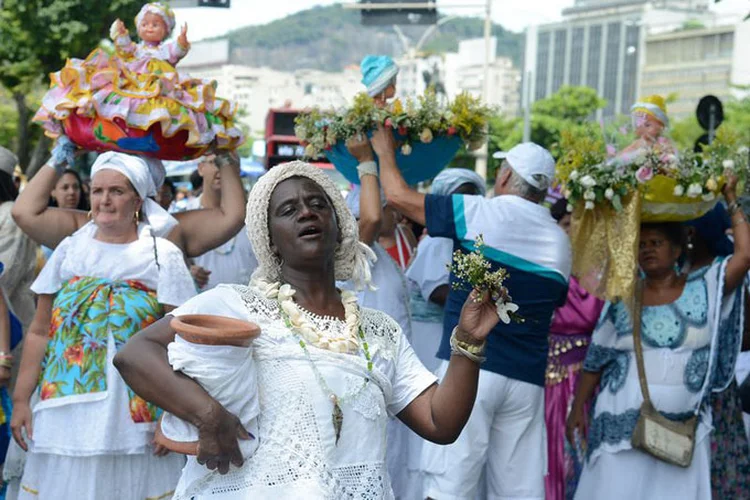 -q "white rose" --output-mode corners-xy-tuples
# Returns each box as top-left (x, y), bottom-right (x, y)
(569, 170), (579, 181)
(585, 201), (595, 210)
(580, 175), (597, 188)
(673, 185), (685, 197)
(723, 159), (735, 170)
(420, 128), (434, 144)
(584, 190), (596, 201)
(705, 177), (718, 191)
(401, 144), (412, 156)
(687, 183), (703, 198)
(604, 188), (615, 200)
